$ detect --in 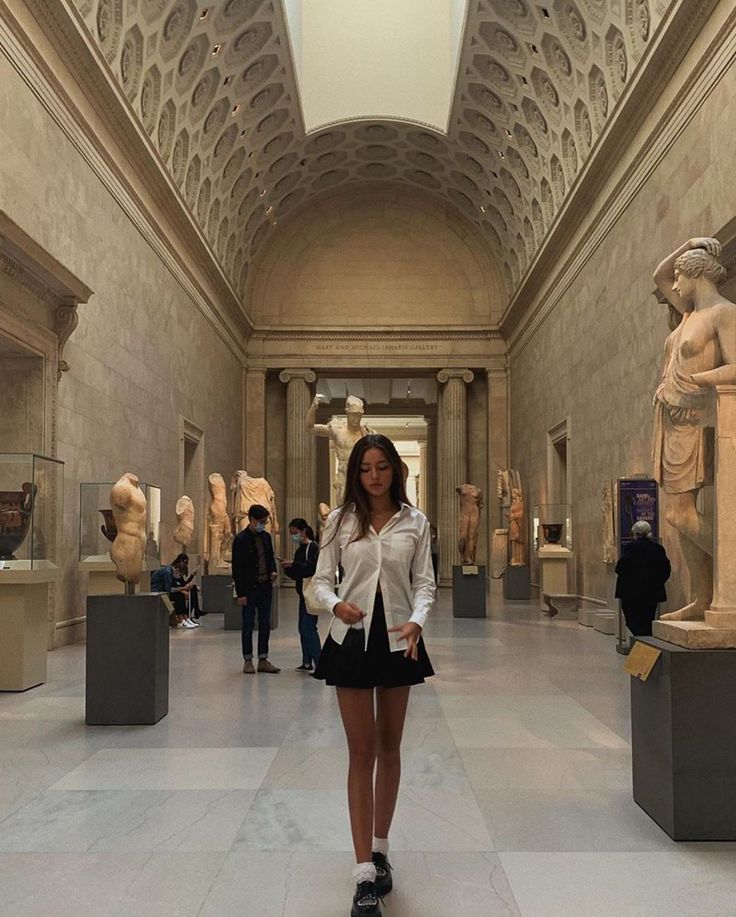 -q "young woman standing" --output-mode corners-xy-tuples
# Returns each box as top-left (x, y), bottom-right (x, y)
(279, 517), (321, 671)
(312, 434), (435, 917)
